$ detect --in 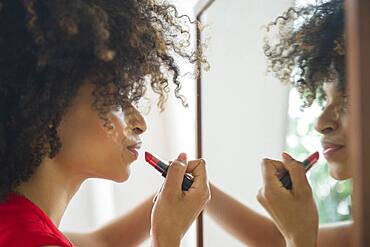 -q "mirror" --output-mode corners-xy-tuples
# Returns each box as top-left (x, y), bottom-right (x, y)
(197, 0), (352, 246)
